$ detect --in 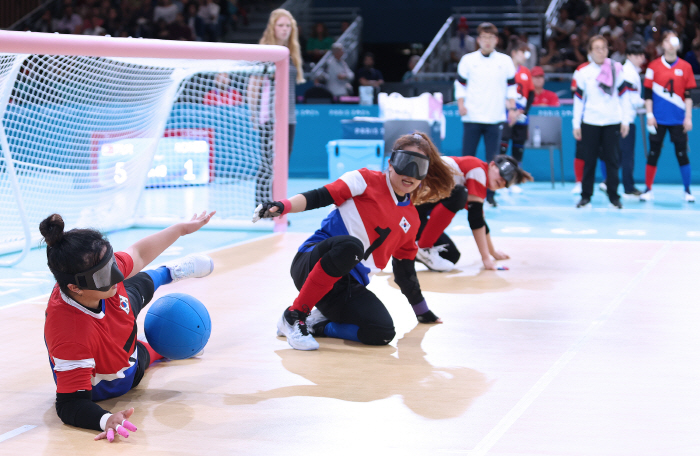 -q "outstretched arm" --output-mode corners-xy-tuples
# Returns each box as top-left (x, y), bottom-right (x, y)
(392, 257), (442, 323)
(124, 211), (215, 277)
